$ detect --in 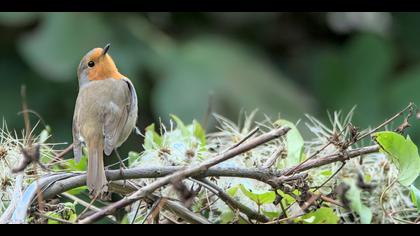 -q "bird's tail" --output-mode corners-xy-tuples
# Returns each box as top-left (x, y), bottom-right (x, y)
(87, 137), (108, 200)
